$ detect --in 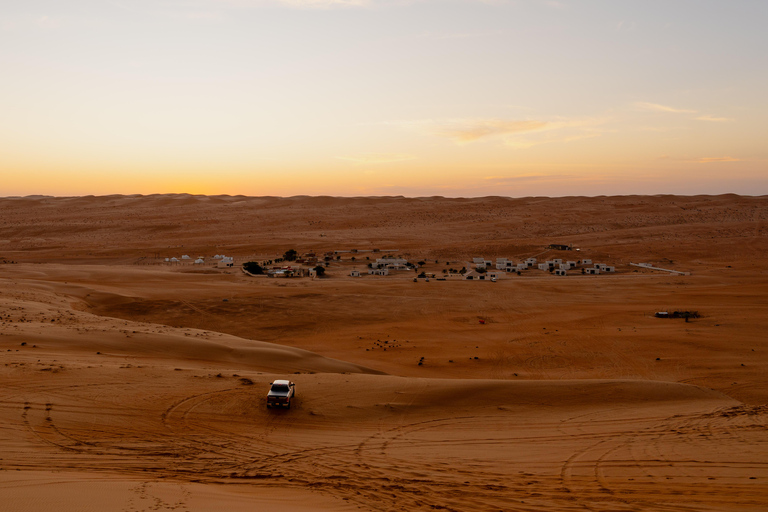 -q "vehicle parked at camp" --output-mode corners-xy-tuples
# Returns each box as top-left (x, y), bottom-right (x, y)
(266, 380), (295, 408)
